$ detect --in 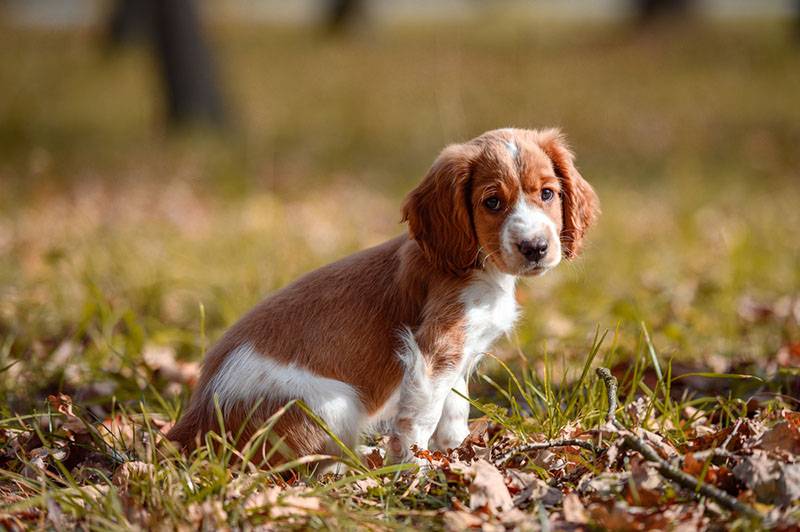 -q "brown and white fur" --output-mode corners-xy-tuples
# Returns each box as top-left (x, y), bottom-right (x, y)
(167, 128), (599, 468)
